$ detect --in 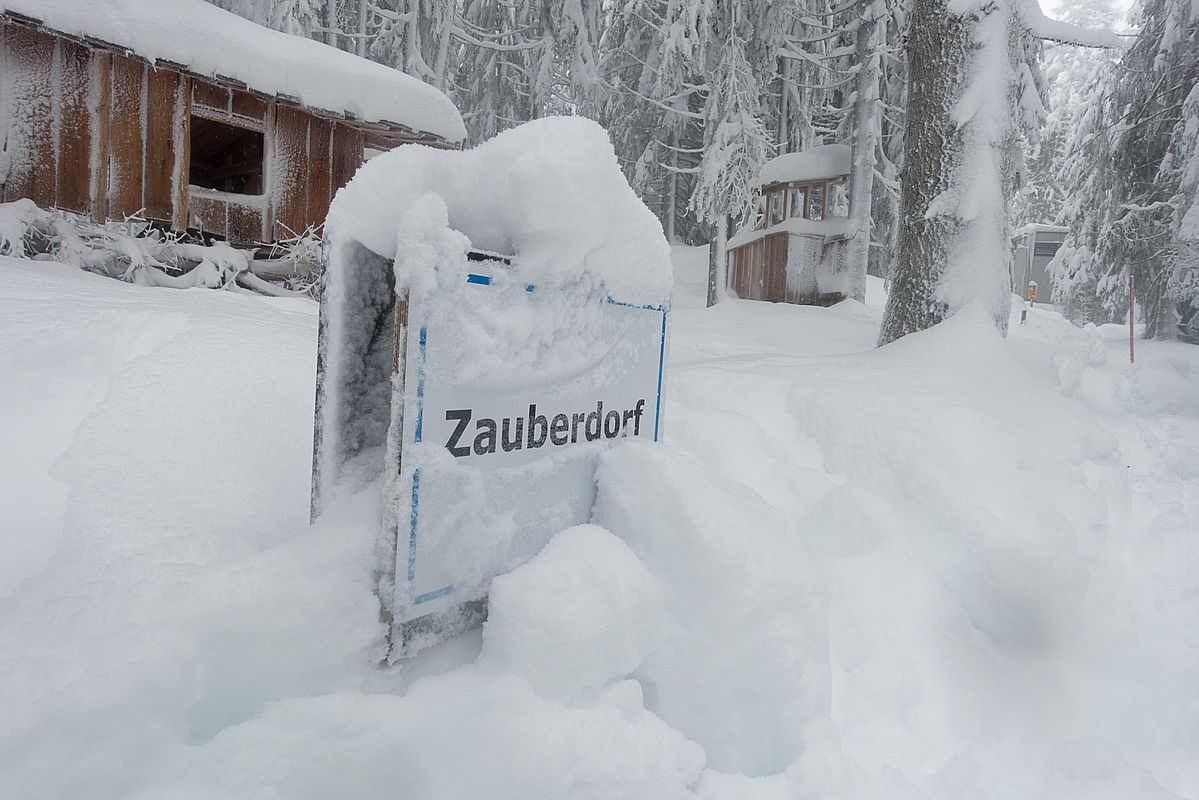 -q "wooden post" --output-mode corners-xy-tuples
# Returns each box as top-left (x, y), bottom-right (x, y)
(381, 288), (410, 661)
